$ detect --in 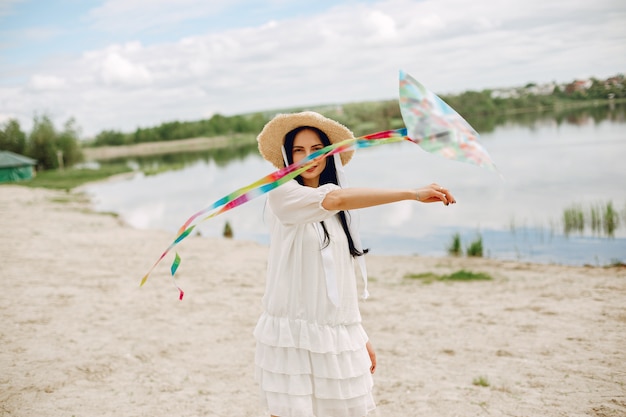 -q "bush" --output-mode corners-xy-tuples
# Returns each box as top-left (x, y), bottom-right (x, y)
(223, 221), (233, 238)
(466, 234), (484, 257)
(447, 232), (462, 256)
